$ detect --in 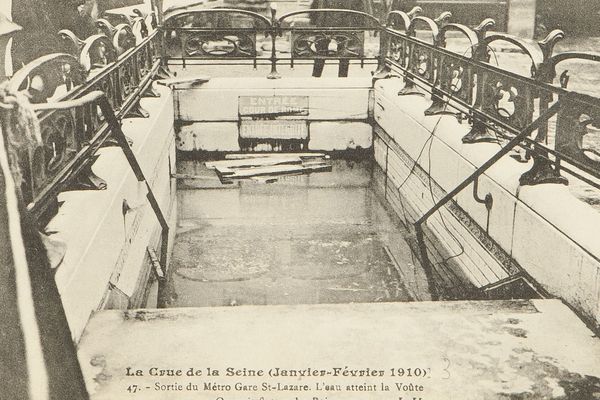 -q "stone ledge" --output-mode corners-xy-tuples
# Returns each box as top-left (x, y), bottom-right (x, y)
(375, 77), (600, 265)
